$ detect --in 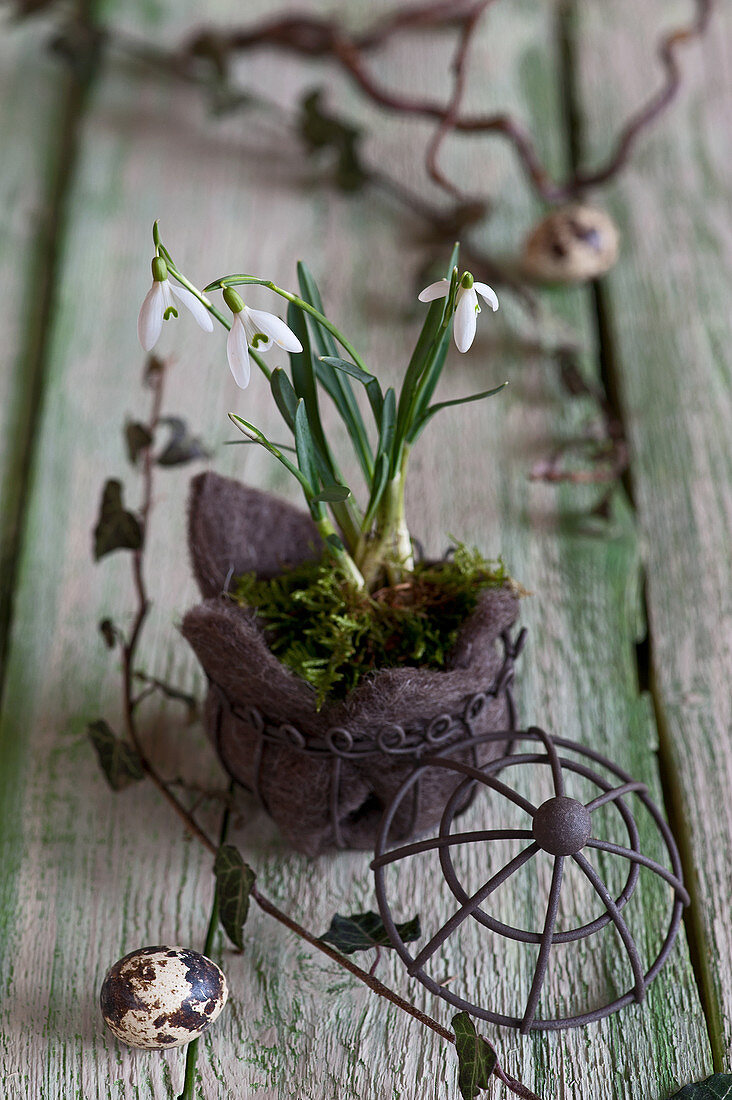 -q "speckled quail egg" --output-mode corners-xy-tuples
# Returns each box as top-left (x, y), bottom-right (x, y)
(100, 946), (228, 1050)
(522, 203), (620, 283)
